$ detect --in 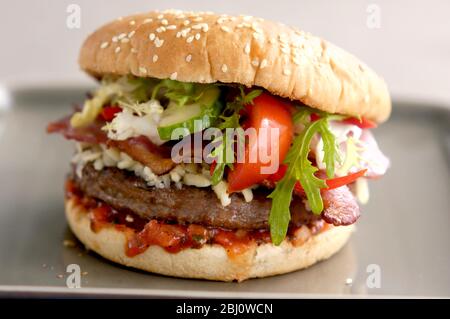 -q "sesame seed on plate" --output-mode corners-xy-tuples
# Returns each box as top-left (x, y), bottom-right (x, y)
(100, 41), (109, 49)
(115, 47), (121, 54)
(221, 64), (228, 73)
(152, 54), (158, 63)
(139, 66), (147, 74)
(170, 72), (178, 80)
(149, 33), (156, 41)
(186, 35), (194, 43)
(128, 30), (136, 38)
(185, 54), (192, 62)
